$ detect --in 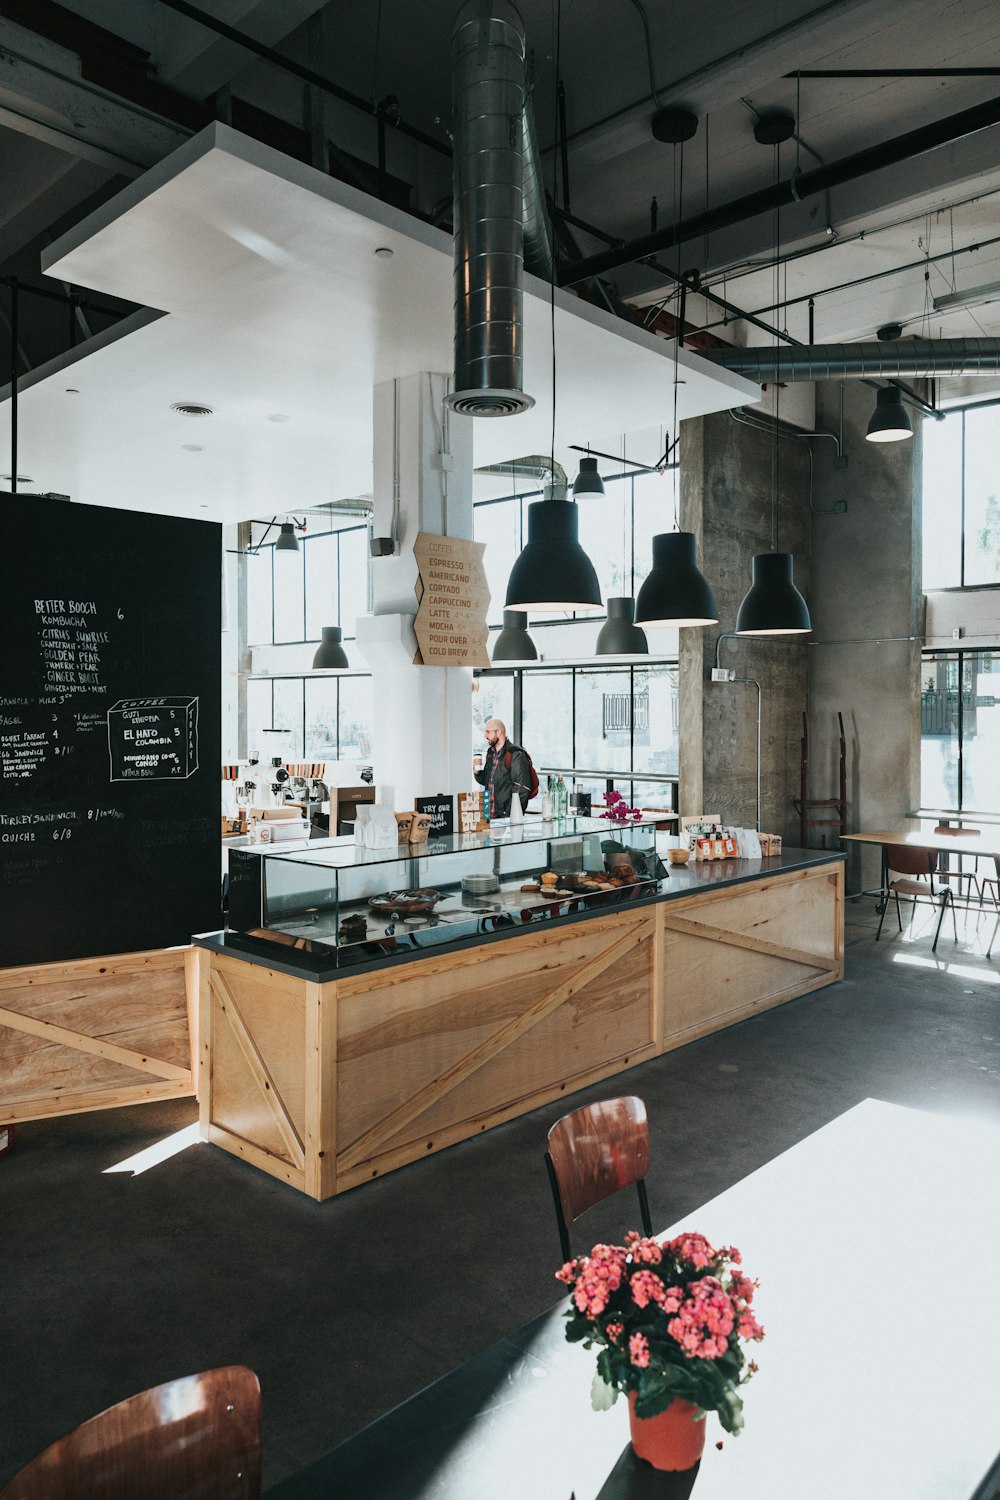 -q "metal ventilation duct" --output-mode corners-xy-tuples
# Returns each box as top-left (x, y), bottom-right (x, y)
(446, 0), (535, 419)
(701, 339), (1000, 382)
(522, 88), (555, 283)
(475, 454), (567, 487)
